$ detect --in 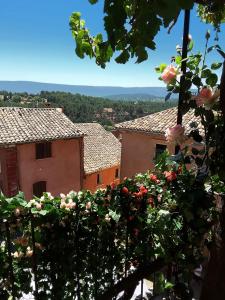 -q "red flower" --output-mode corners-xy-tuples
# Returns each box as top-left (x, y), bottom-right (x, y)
(164, 171), (177, 182)
(147, 197), (155, 208)
(149, 174), (158, 183)
(140, 185), (148, 195)
(128, 216), (134, 222)
(121, 186), (129, 195)
(134, 191), (142, 198)
(110, 182), (116, 190)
